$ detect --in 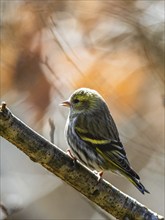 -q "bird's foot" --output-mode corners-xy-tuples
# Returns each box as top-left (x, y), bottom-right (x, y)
(66, 149), (75, 159)
(66, 149), (77, 167)
(93, 170), (103, 182)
